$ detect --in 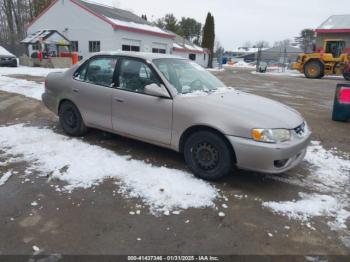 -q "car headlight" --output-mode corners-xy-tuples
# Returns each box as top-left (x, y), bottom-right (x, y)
(251, 128), (292, 143)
